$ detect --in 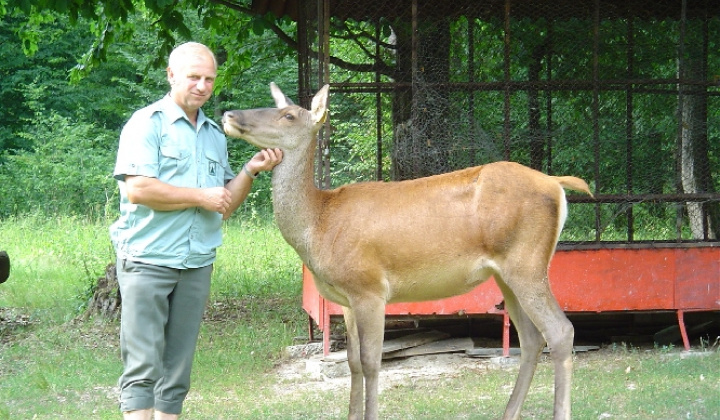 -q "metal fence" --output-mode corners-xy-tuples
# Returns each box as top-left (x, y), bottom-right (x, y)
(288, 0), (720, 243)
